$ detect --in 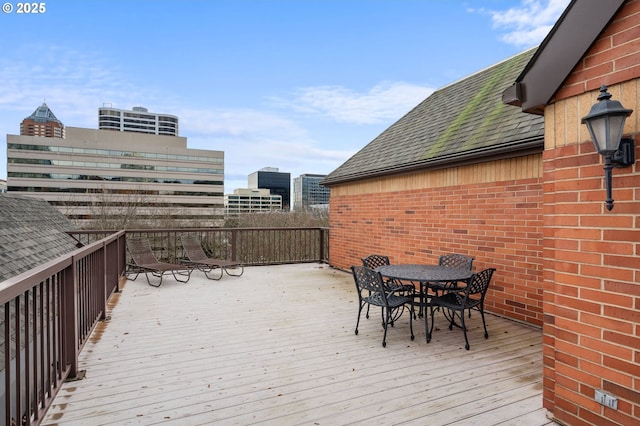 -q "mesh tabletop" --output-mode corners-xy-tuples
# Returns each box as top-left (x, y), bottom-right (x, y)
(376, 264), (473, 282)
